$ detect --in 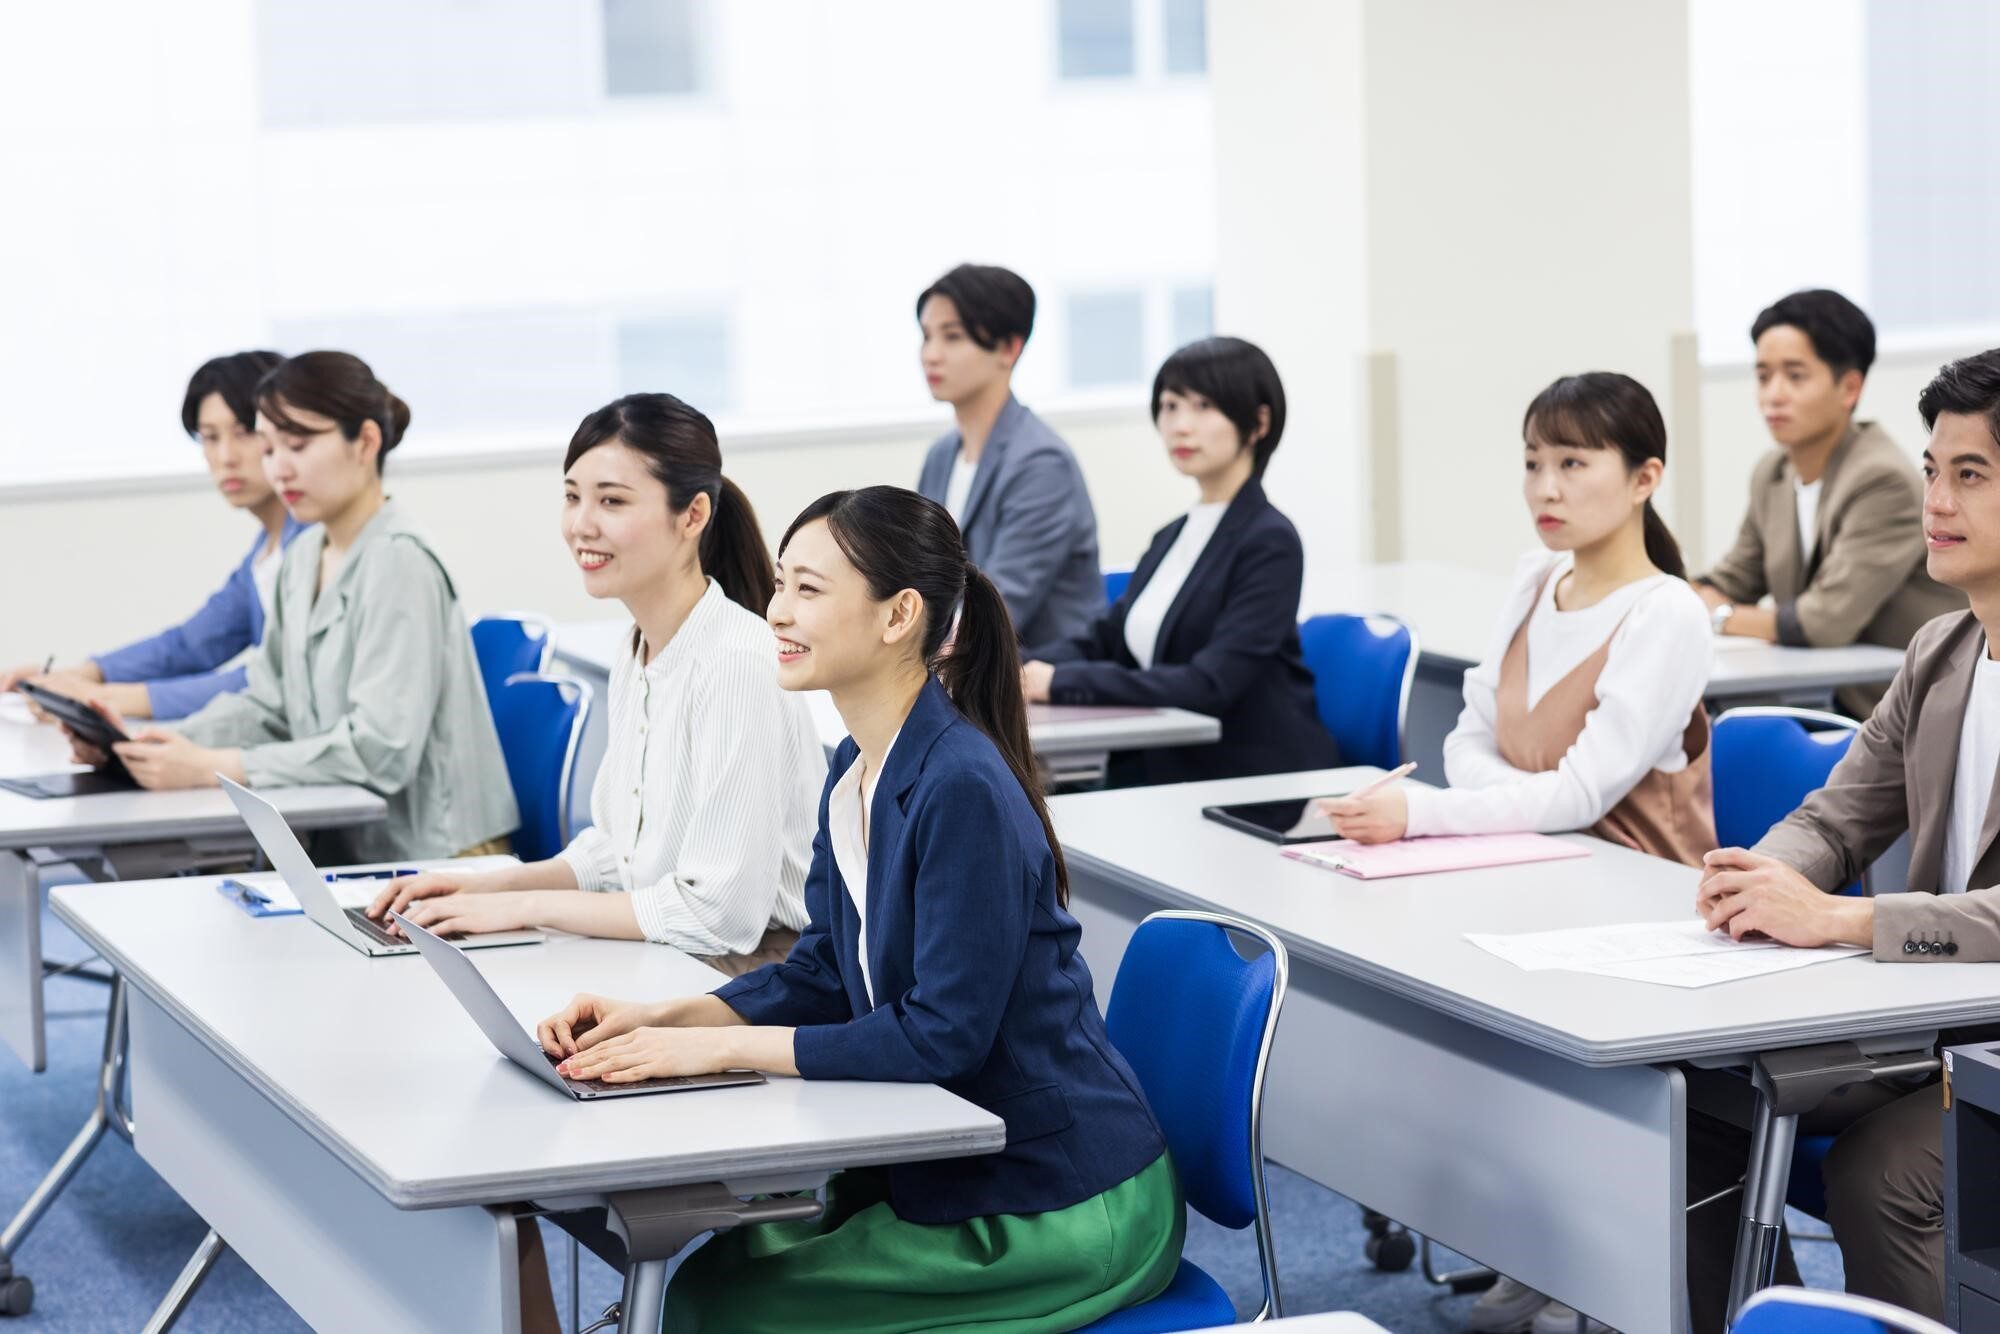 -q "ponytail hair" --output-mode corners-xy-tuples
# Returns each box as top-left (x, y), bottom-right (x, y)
(780, 486), (1070, 905)
(564, 393), (775, 613)
(1522, 371), (1687, 581)
(255, 351), (411, 474)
